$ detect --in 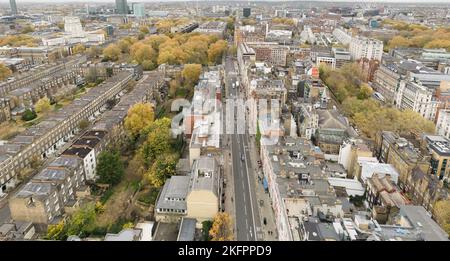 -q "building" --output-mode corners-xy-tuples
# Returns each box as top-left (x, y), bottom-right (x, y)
(9, 0), (17, 16)
(374, 131), (430, 190)
(423, 135), (450, 181)
(349, 37), (383, 62)
(316, 109), (351, 156)
(170, 22), (199, 34)
(115, 0), (129, 15)
(8, 156), (85, 230)
(260, 137), (344, 241)
(193, 21), (226, 38)
(397, 80), (439, 121)
(0, 72), (133, 196)
(64, 17), (83, 35)
(332, 28), (352, 45)
(396, 205), (449, 241)
(132, 3), (145, 18)
(437, 109), (450, 139)
(243, 7), (251, 18)
(246, 42), (289, 67)
(155, 157), (221, 226)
